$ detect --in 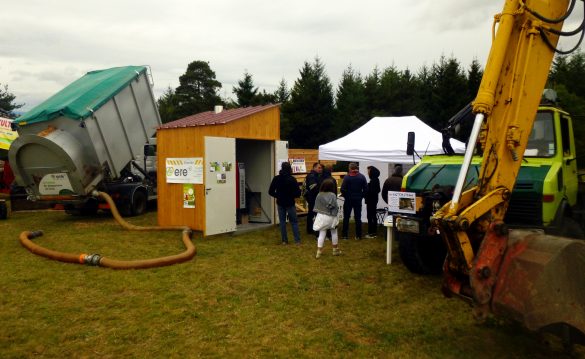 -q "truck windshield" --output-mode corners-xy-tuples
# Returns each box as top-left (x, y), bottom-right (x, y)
(525, 111), (555, 158)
